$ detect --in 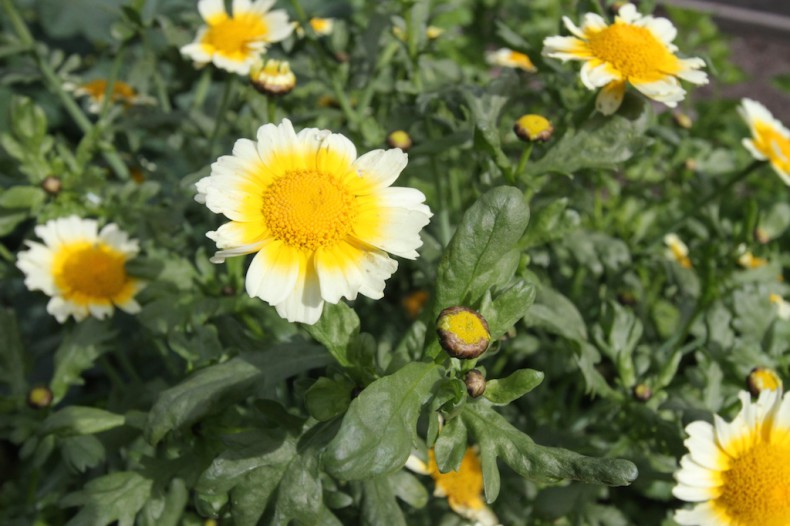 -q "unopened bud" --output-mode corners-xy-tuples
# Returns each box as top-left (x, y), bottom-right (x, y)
(41, 176), (62, 195)
(387, 130), (413, 151)
(436, 306), (490, 359)
(27, 385), (53, 409)
(309, 17), (334, 36)
(673, 112), (693, 129)
(514, 114), (553, 143)
(250, 59), (296, 96)
(426, 25), (444, 40)
(401, 289), (428, 319)
(632, 384), (652, 402)
(747, 367), (782, 396)
(464, 369), (486, 398)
